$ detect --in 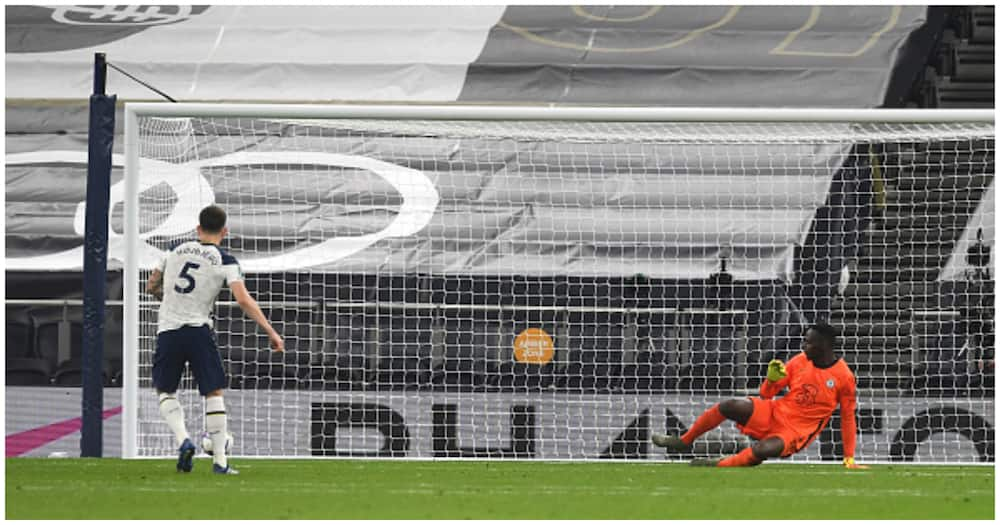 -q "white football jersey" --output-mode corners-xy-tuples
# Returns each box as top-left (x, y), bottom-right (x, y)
(156, 240), (243, 333)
